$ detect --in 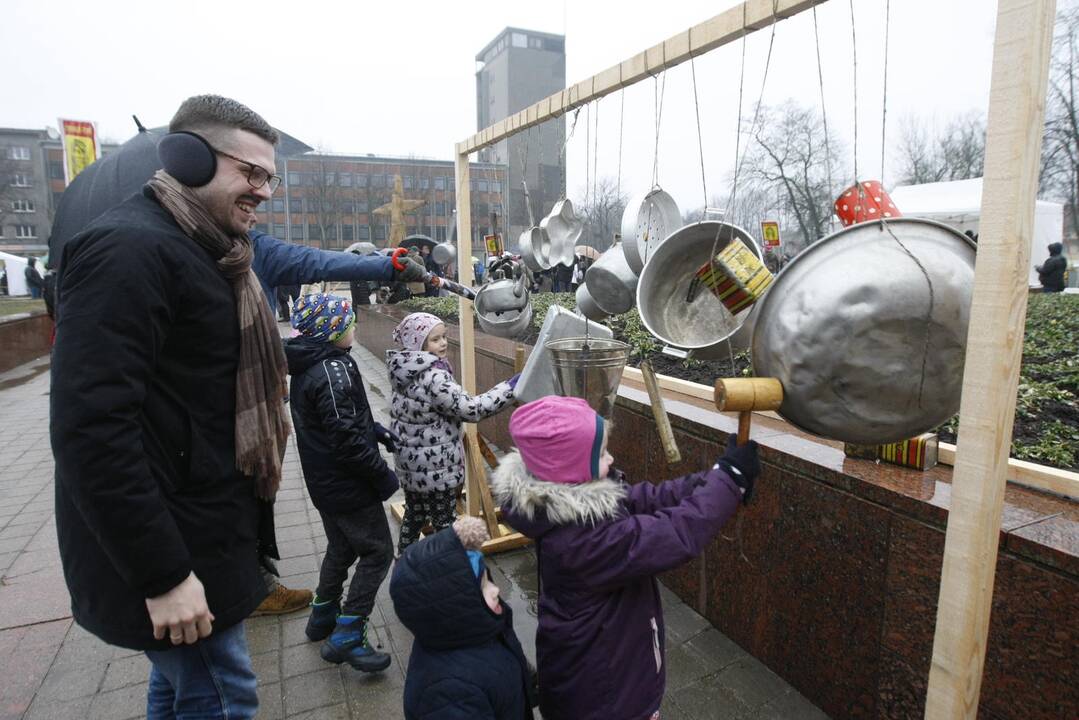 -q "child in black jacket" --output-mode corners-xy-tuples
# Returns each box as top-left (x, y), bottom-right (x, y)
(390, 517), (535, 720)
(284, 292), (400, 672)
